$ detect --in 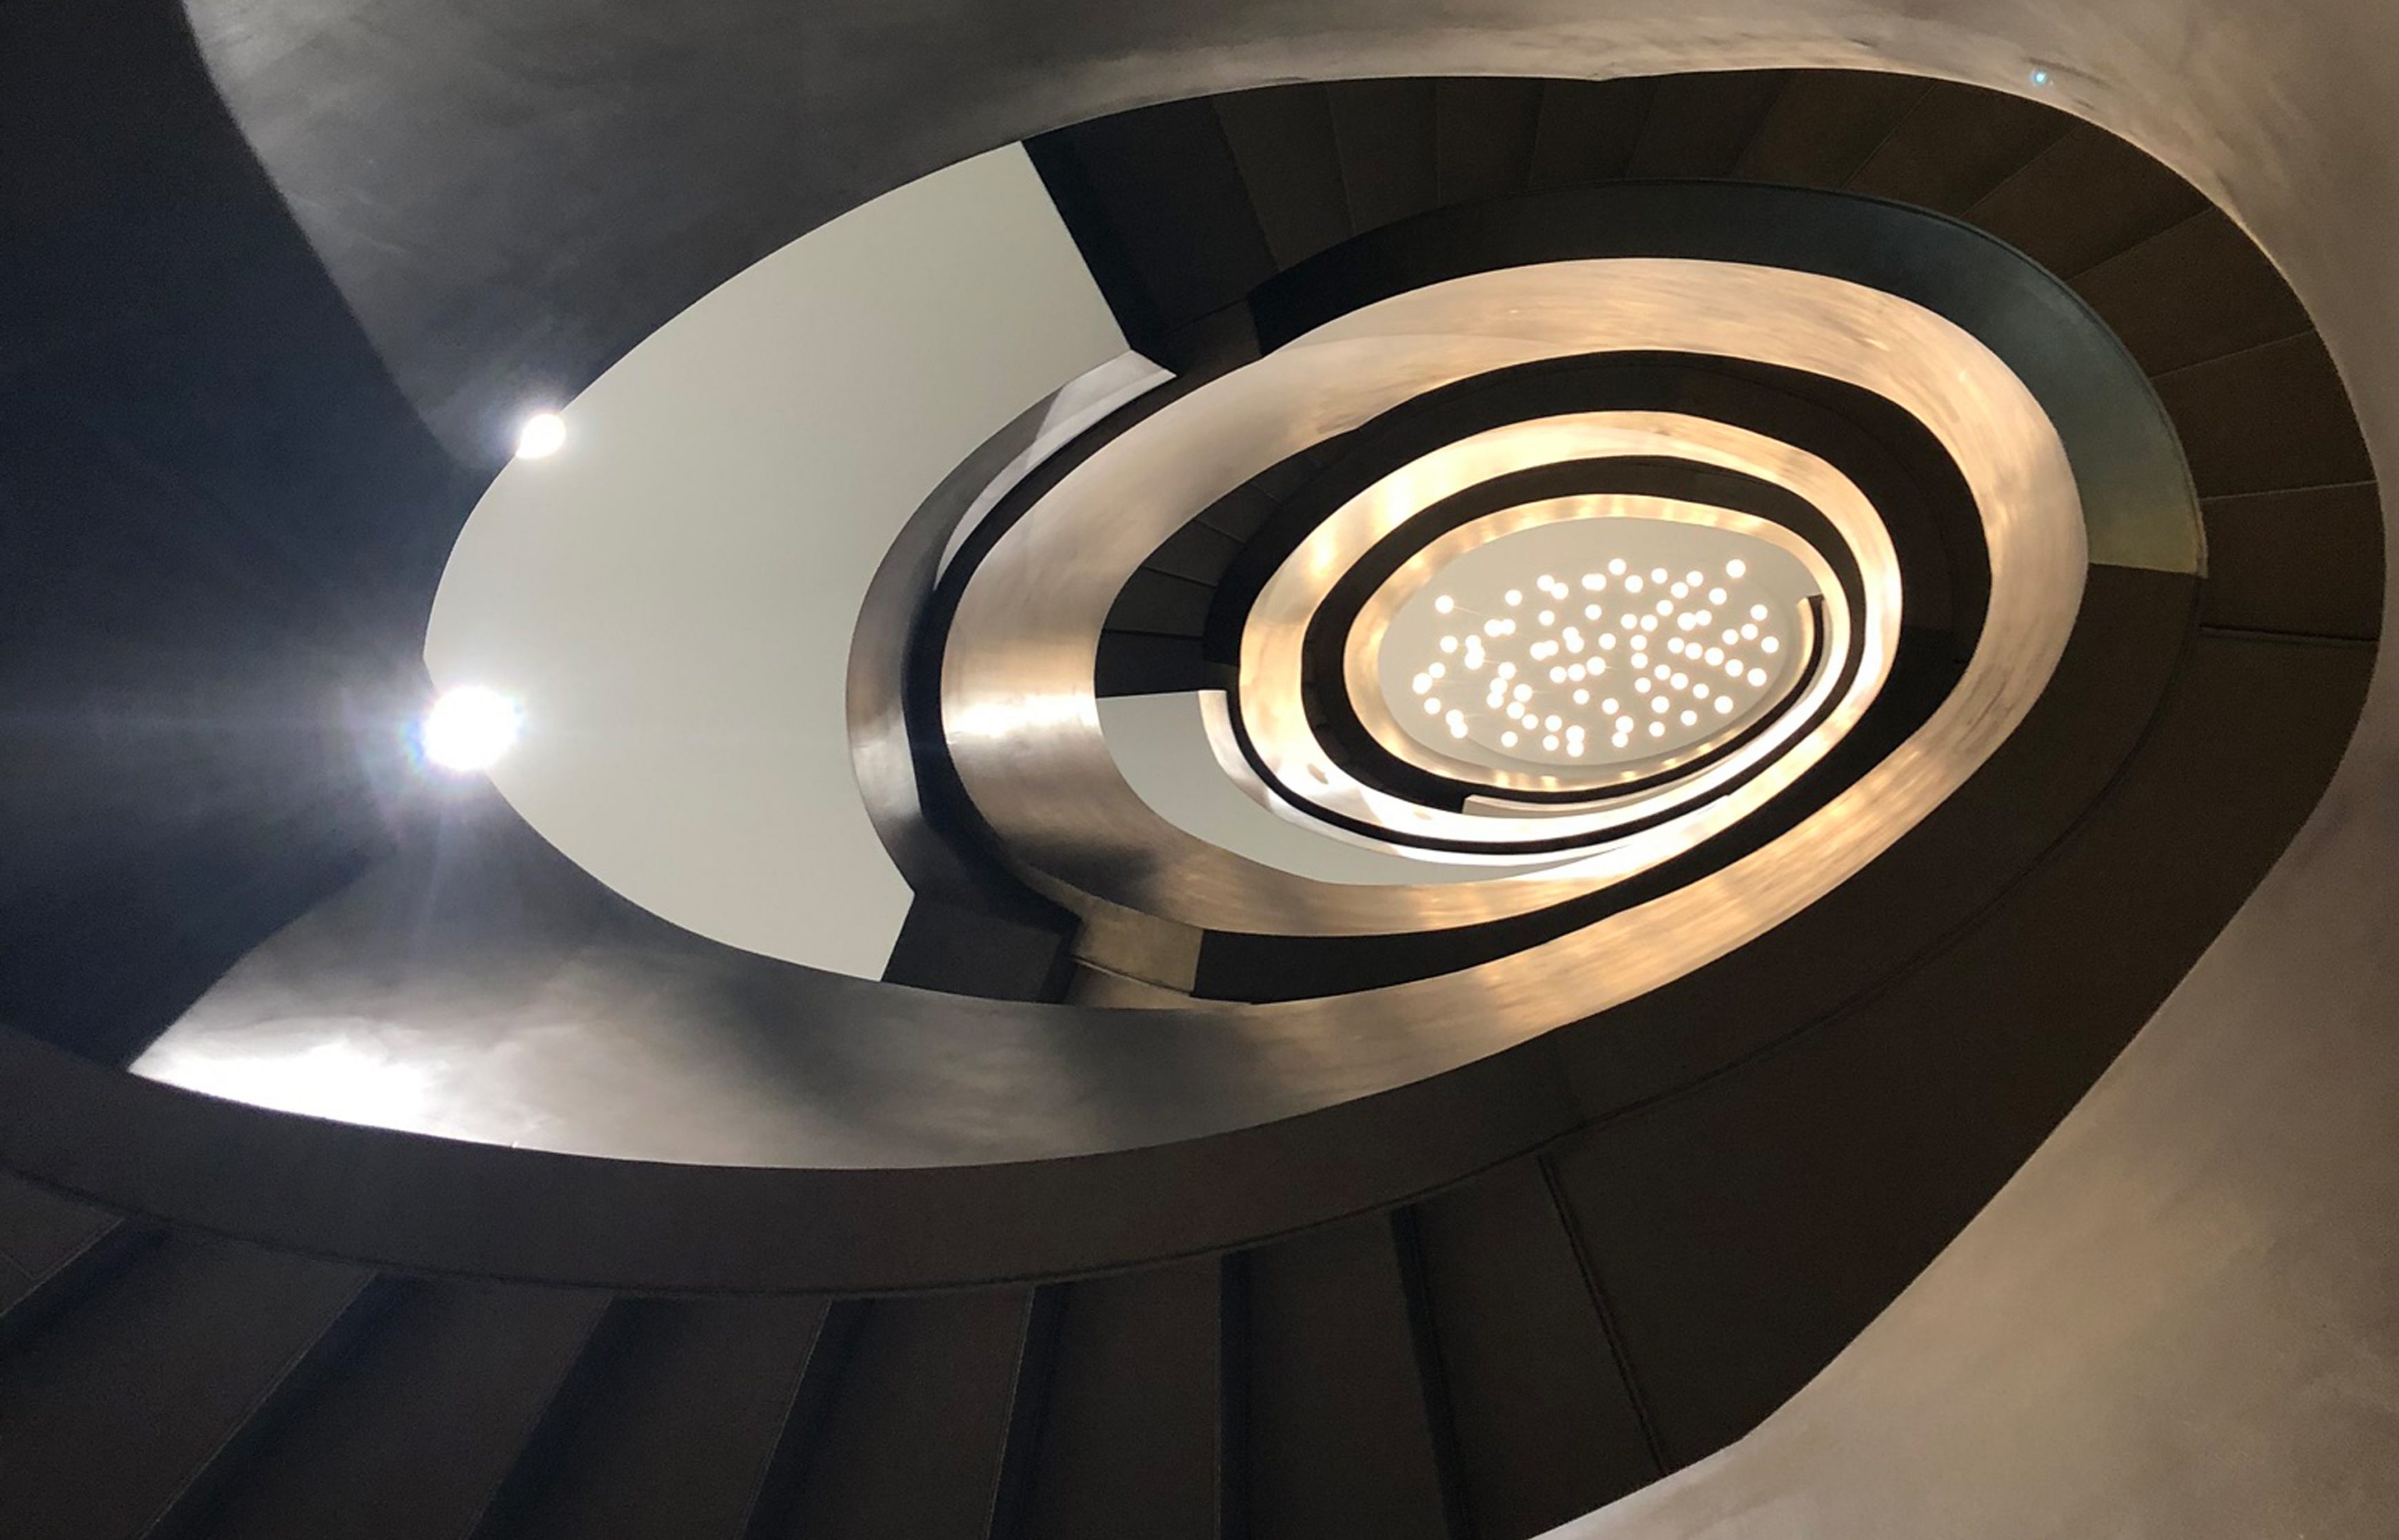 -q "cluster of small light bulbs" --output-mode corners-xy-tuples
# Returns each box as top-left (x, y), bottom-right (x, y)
(1407, 557), (1785, 762)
